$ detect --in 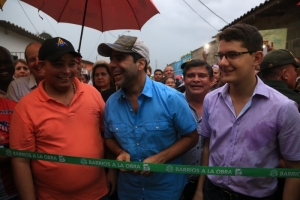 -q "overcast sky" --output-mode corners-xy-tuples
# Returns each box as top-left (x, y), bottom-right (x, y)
(0, 0), (266, 70)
